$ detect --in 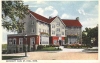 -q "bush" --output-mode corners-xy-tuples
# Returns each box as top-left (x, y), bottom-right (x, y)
(86, 44), (92, 48)
(37, 45), (44, 50)
(64, 44), (83, 48)
(2, 50), (7, 54)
